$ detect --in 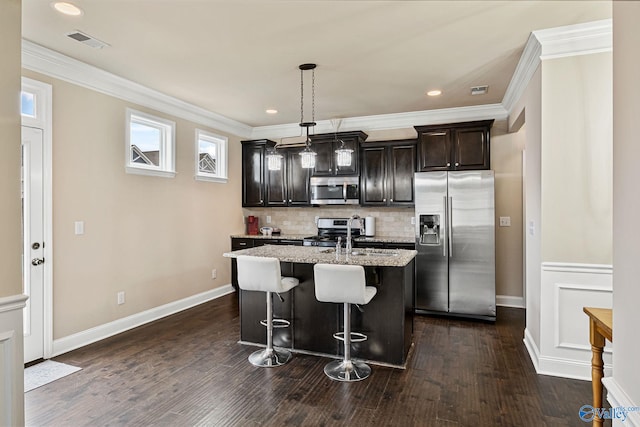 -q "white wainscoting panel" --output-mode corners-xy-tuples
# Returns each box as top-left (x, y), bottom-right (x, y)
(0, 294), (28, 426)
(535, 263), (612, 380)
